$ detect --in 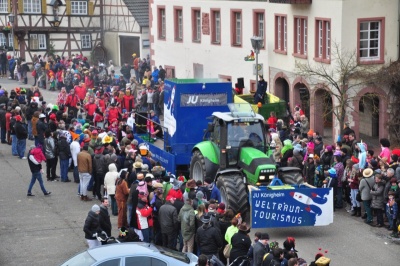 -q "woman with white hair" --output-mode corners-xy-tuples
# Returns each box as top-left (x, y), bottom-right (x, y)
(108, 60), (114, 74)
